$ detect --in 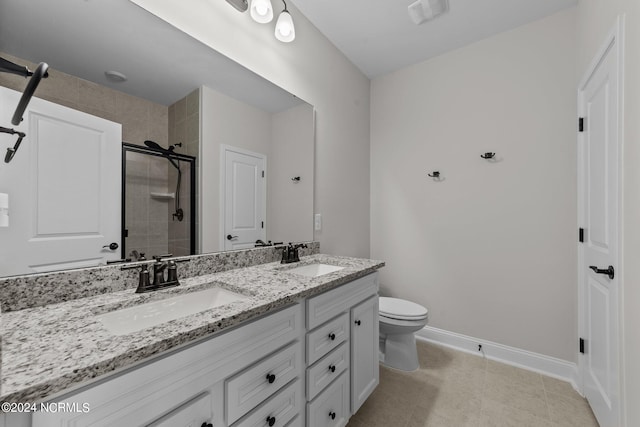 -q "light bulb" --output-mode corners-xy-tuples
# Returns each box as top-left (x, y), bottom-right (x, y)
(250, 0), (273, 23)
(275, 10), (295, 42)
